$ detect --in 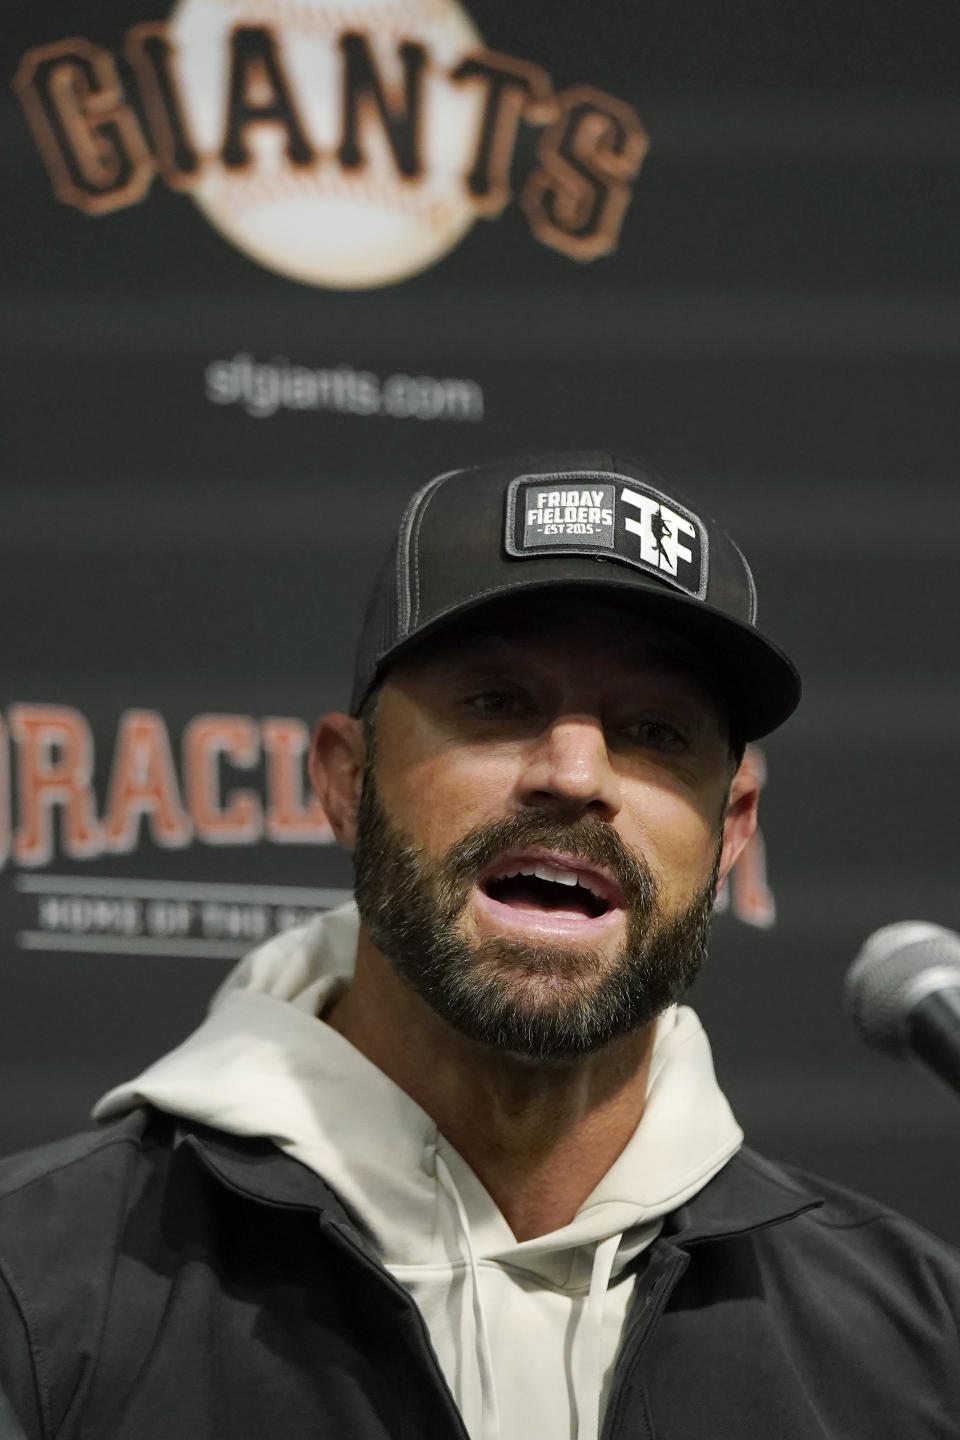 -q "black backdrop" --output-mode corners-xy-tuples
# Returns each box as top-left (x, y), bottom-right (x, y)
(4, 0), (960, 1240)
